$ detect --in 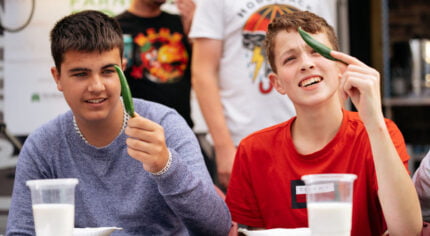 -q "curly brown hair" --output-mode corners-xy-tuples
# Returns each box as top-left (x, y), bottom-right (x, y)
(264, 11), (338, 73)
